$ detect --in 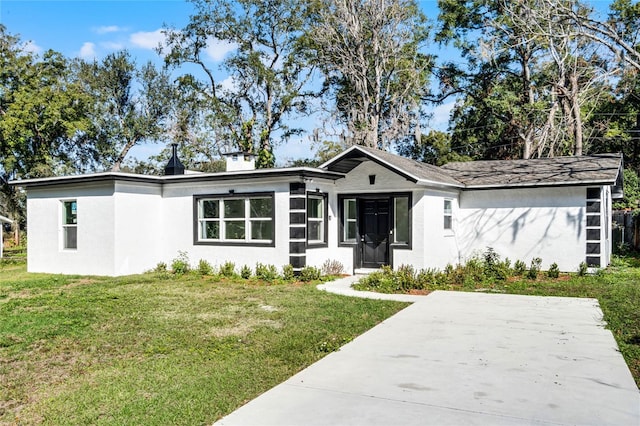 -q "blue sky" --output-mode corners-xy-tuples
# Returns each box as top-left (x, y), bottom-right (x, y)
(0, 0), (612, 164)
(0, 0), (454, 165)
